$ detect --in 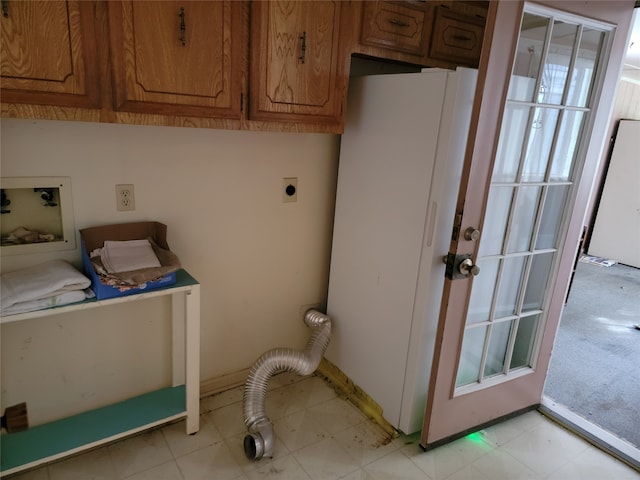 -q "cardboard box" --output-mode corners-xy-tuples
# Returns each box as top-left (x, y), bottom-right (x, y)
(80, 222), (178, 300)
